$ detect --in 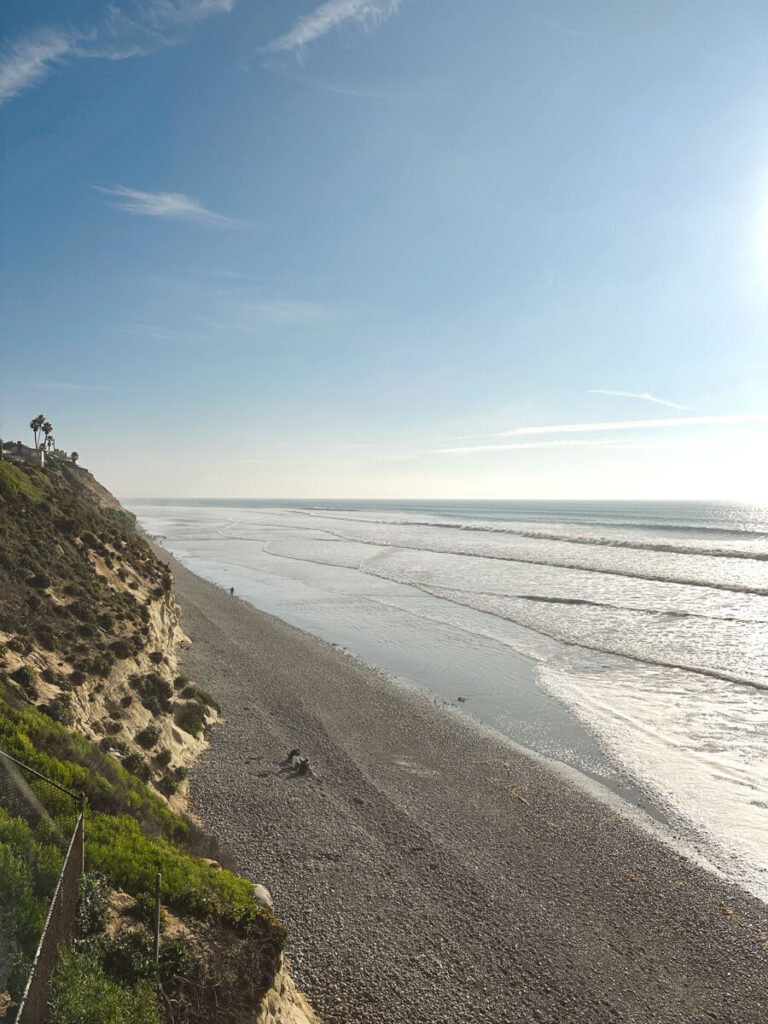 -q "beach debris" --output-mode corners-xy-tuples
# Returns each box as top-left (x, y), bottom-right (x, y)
(252, 883), (274, 910)
(283, 748), (313, 776)
(457, 696), (466, 703)
(621, 866), (645, 885)
(506, 784), (529, 806)
(718, 903), (768, 951)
